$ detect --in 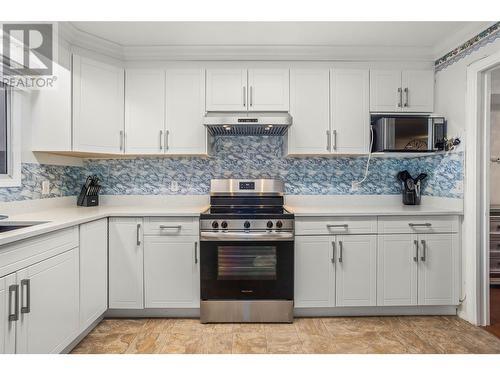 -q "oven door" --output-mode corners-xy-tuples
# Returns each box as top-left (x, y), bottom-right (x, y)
(200, 239), (294, 300)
